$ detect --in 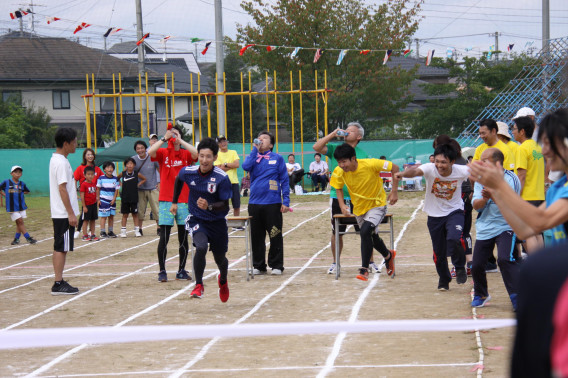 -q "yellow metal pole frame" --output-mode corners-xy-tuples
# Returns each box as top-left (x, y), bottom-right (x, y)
(290, 71), (295, 154)
(265, 71), (269, 131)
(138, 73), (144, 137)
(198, 74), (202, 141)
(273, 71), (278, 152)
(223, 72), (228, 139)
(84, 74), (92, 148)
(112, 74), (118, 142)
(248, 72), (253, 146)
(145, 73), (150, 137)
(171, 72), (175, 131)
(119, 73), (124, 139)
(191, 73), (195, 145)
(240, 72), (245, 159)
(91, 74), (97, 153)
(215, 72), (219, 136)
(299, 71), (304, 171)
(164, 73), (169, 129)
(315, 70), (319, 142)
